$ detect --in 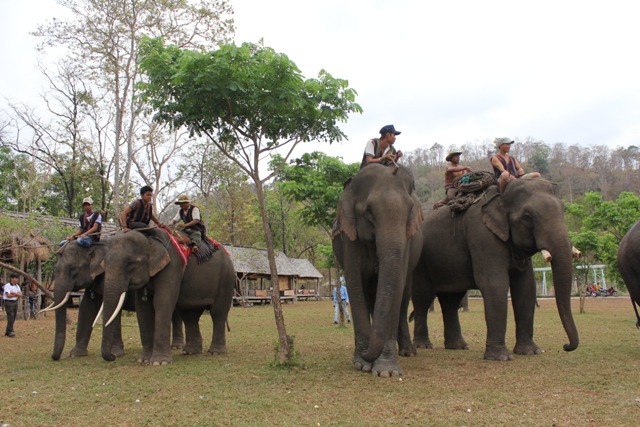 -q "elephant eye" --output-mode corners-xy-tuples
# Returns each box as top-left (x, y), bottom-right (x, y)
(522, 213), (532, 223)
(364, 206), (374, 221)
